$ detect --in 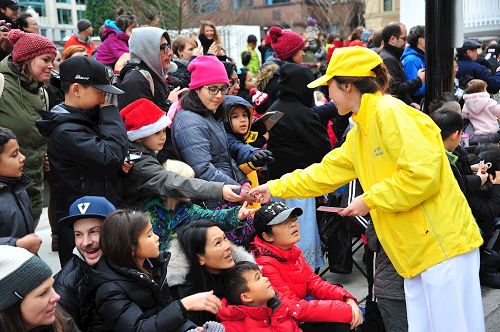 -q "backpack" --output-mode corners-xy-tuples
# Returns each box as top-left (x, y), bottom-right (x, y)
(104, 67), (155, 106)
